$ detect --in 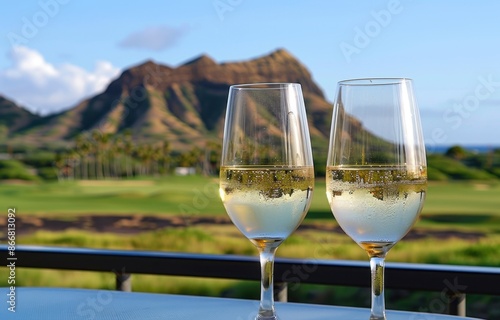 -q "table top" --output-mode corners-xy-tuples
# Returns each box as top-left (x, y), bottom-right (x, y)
(0, 287), (482, 320)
